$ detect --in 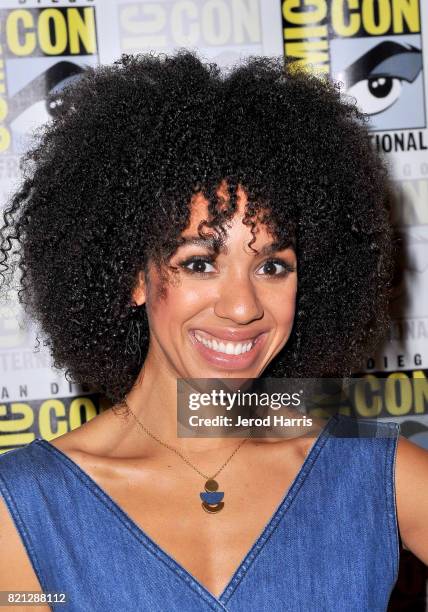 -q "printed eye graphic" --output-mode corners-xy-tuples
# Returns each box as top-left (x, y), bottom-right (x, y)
(8, 61), (85, 133)
(10, 100), (51, 137)
(340, 41), (422, 116)
(347, 76), (402, 114)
